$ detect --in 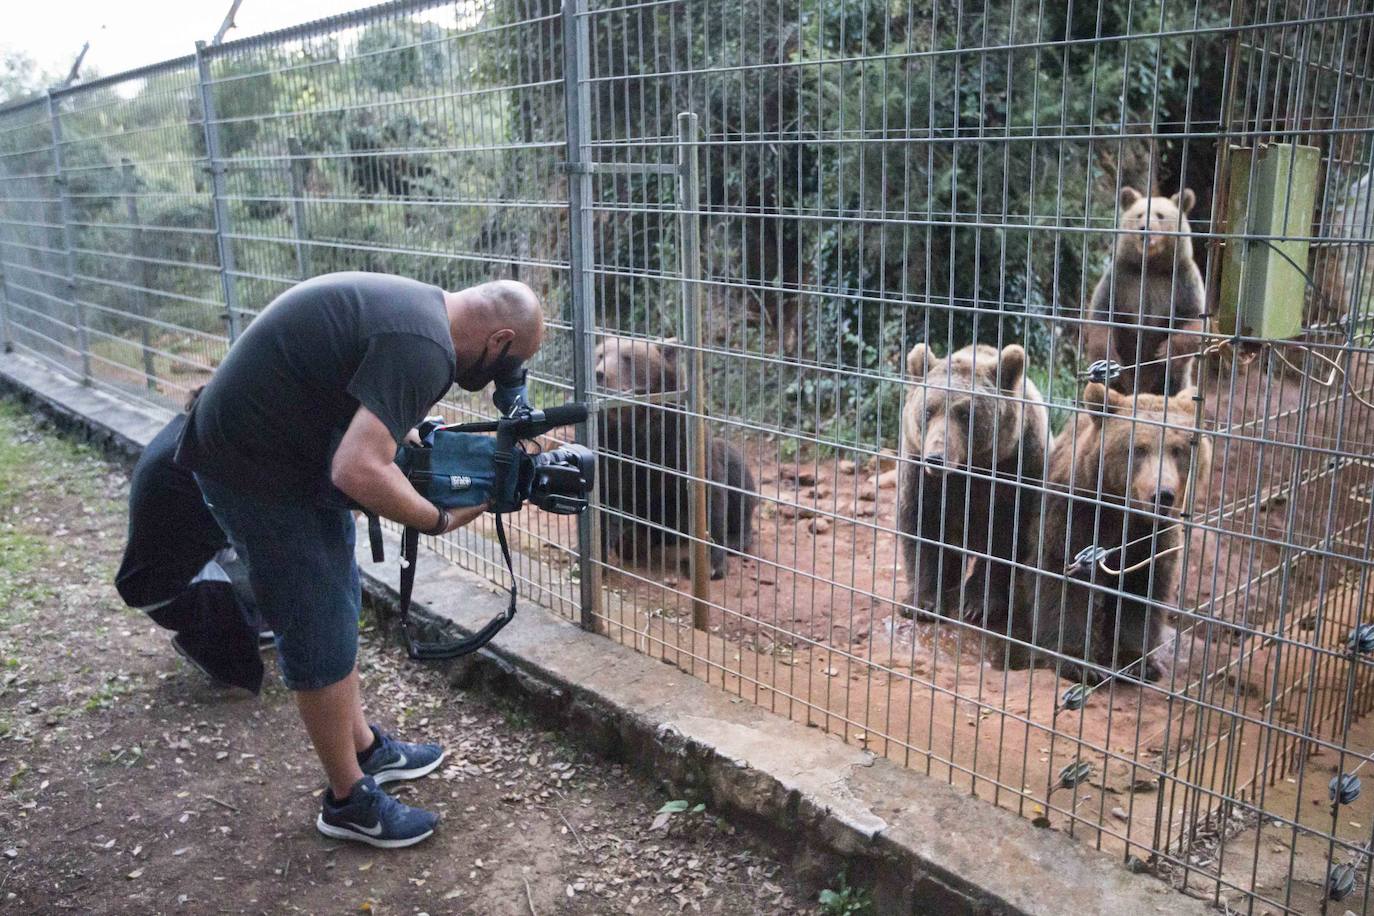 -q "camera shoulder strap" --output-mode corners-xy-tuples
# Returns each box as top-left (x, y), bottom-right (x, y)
(396, 513), (518, 660)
